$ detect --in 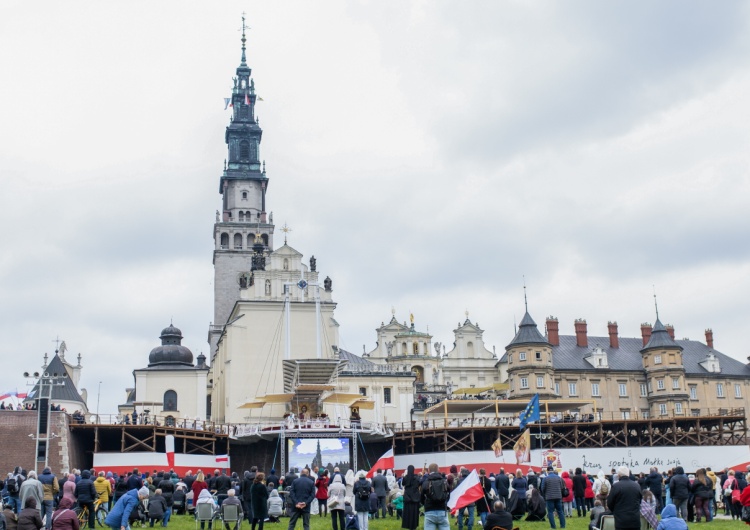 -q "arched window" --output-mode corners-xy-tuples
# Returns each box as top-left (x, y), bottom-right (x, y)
(163, 390), (177, 412)
(247, 234), (255, 248)
(283, 258), (289, 271)
(467, 341), (475, 358)
(220, 233), (229, 249)
(233, 233), (243, 249)
(413, 342), (419, 355)
(242, 191), (248, 200)
(240, 140), (250, 159)
(261, 234), (269, 246)
(239, 211), (245, 222)
(402, 342), (407, 355)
